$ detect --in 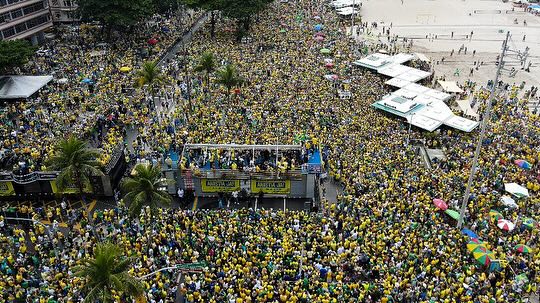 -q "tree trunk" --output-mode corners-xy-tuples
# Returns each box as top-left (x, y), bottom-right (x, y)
(76, 172), (99, 238)
(210, 11), (216, 39)
(244, 16), (251, 31)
